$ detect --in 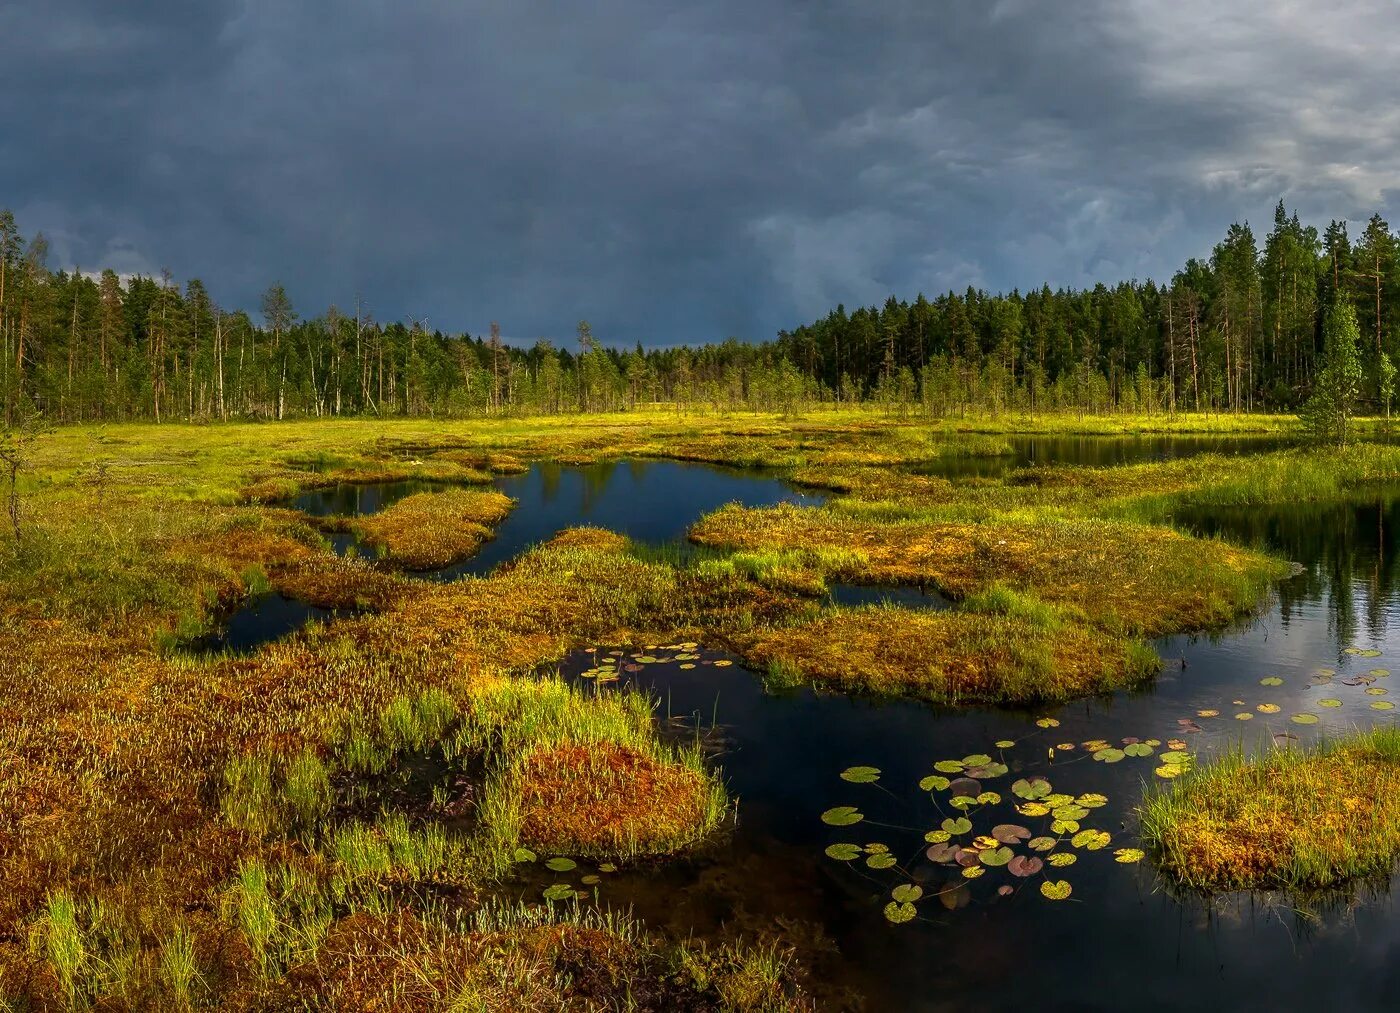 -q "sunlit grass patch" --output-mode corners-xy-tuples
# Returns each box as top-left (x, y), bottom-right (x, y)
(691, 503), (1286, 637)
(1140, 727), (1400, 892)
(506, 740), (723, 857)
(736, 601), (1158, 705)
(352, 488), (514, 569)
